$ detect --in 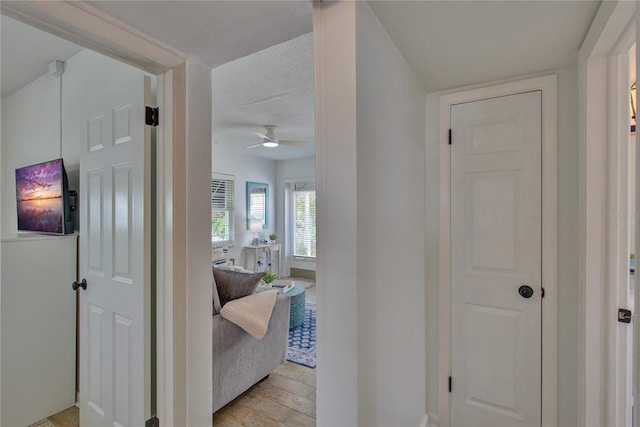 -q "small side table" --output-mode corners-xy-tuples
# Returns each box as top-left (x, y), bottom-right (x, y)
(243, 244), (281, 275)
(287, 284), (306, 329)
